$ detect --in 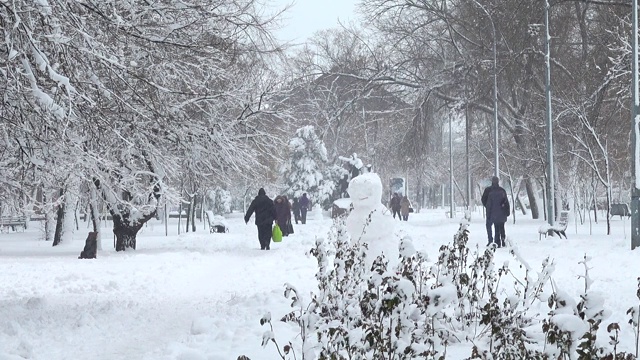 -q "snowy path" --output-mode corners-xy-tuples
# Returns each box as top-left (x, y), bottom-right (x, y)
(0, 217), (318, 360)
(1, 209), (639, 359)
